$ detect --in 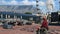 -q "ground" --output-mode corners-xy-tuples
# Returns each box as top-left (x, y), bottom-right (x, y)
(48, 26), (60, 34)
(0, 25), (60, 34)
